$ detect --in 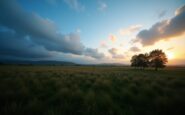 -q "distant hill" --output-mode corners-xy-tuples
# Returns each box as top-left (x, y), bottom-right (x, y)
(98, 63), (128, 66)
(84, 63), (129, 67)
(0, 60), (78, 66)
